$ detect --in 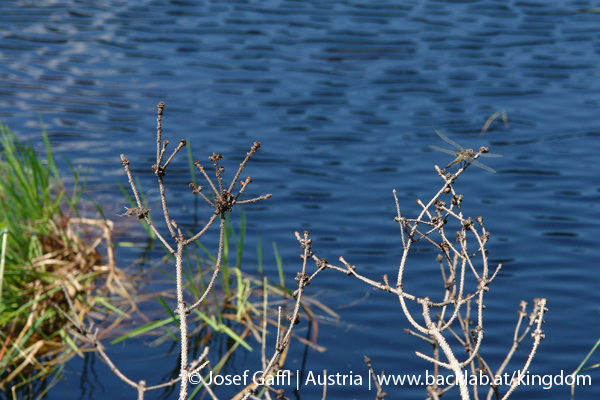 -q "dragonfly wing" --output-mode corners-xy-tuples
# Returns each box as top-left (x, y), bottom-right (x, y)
(469, 159), (497, 173)
(429, 145), (459, 156)
(435, 130), (463, 151)
(479, 152), (502, 158)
